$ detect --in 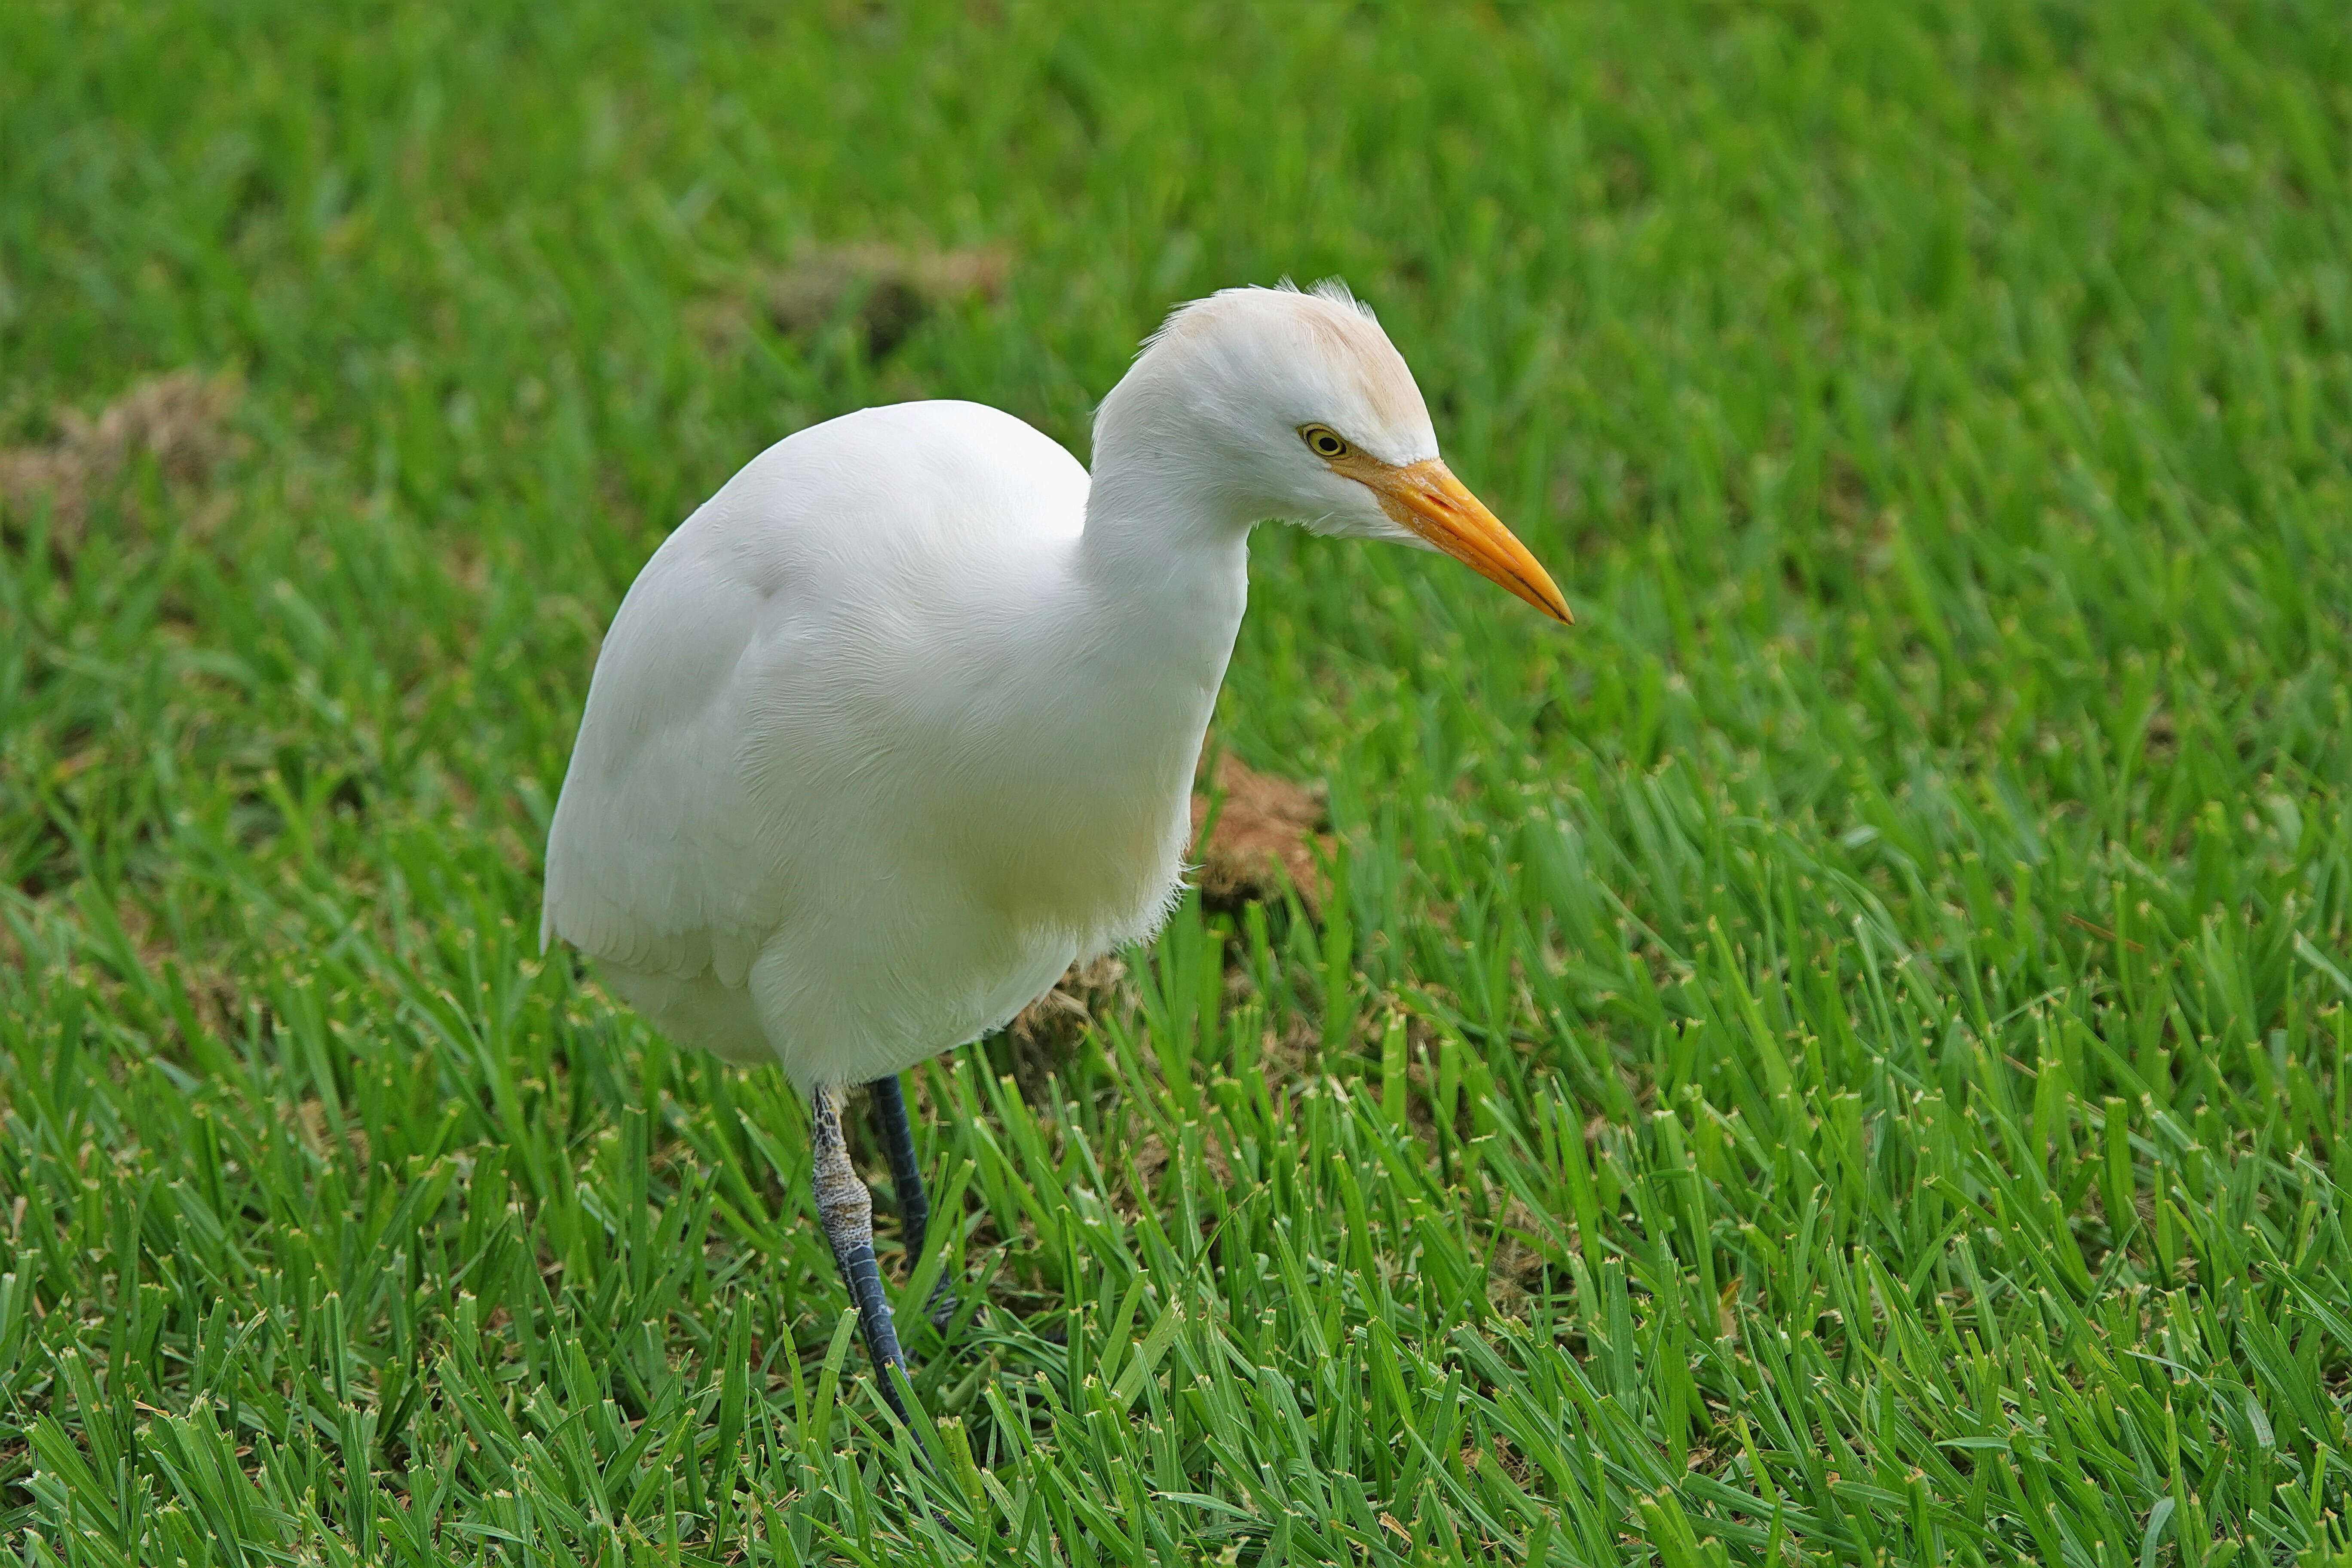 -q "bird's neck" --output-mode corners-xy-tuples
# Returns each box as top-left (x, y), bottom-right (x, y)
(1034, 454), (1256, 801)
(1073, 458), (1255, 668)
